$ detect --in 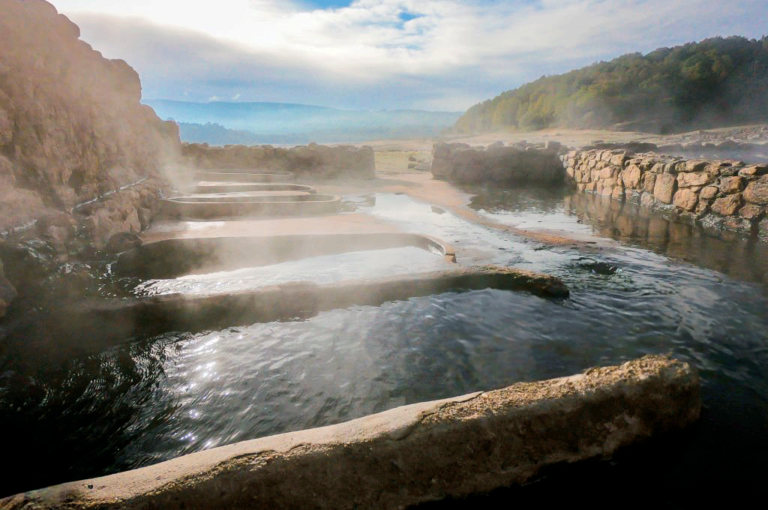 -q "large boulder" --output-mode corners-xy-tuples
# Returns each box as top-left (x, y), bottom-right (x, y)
(430, 143), (565, 185)
(0, 0), (180, 234)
